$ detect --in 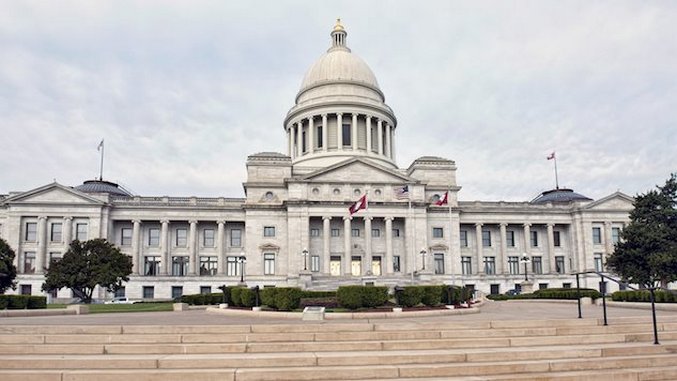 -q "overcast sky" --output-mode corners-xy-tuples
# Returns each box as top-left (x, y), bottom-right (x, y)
(1, 1), (675, 202)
